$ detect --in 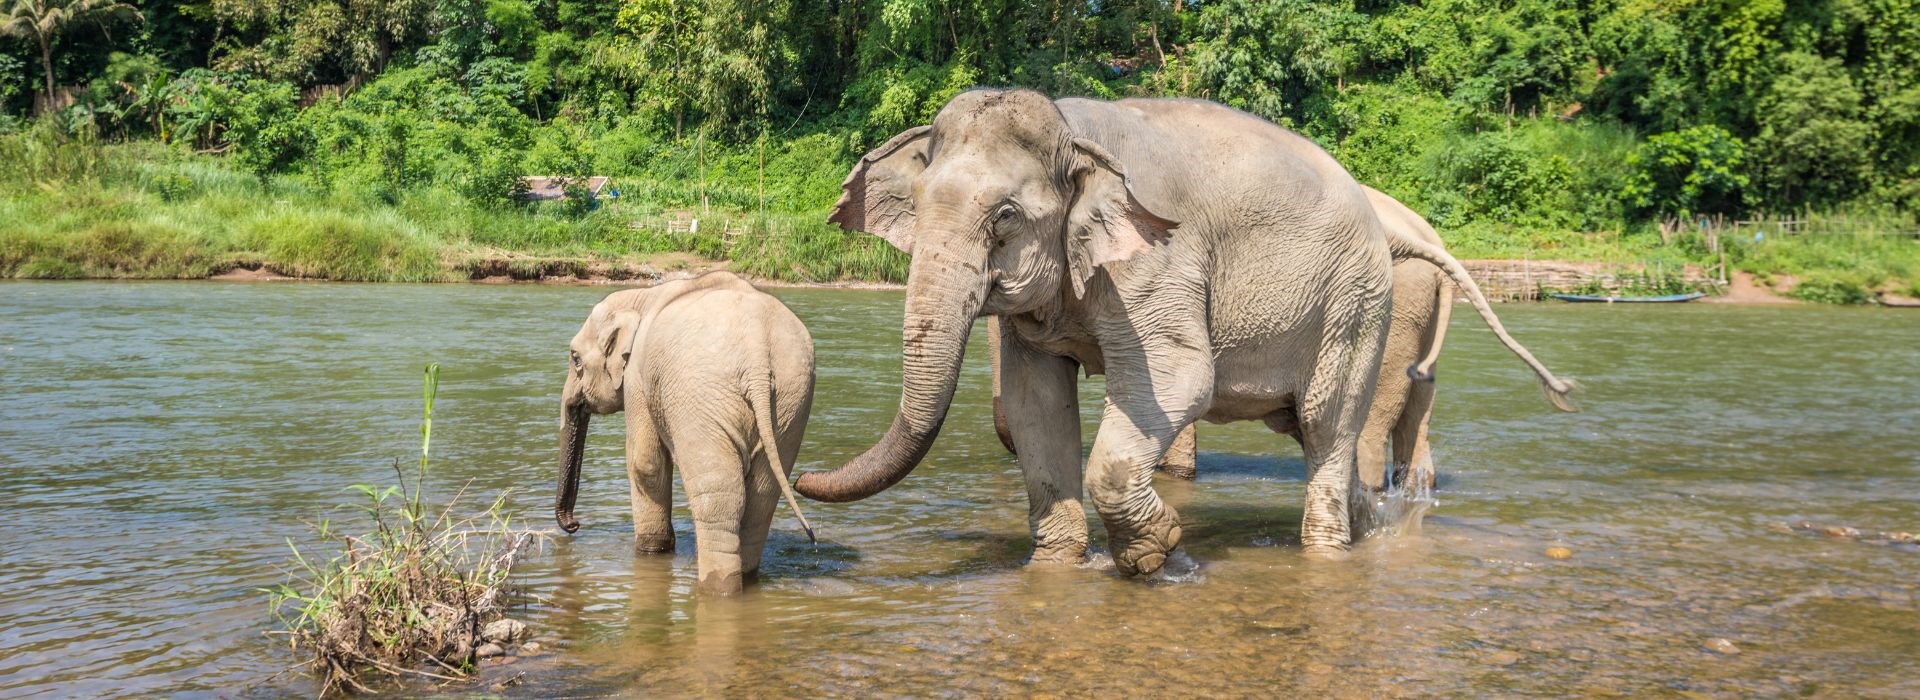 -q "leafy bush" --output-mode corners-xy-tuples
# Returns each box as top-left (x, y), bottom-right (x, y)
(1622, 125), (1748, 219)
(1790, 272), (1879, 305)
